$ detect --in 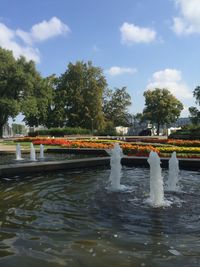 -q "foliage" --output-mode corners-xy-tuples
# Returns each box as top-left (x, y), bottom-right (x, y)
(189, 107), (200, 125)
(193, 86), (200, 105)
(121, 143), (158, 156)
(95, 120), (117, 136)
(50, 61), (107, 130)
(12, 123), (26, 135)
(0, 47), (55, 136)
(132, 138), (200, 147)
(27, 138), (113, 149)
(169, 126), (200, 140)
(188, 86), (200, 125)
(103, 87), (132, 126)
(159, 153), (200, 158)
(21, 72), (55, 127)
(143, 88), (183, 135)
(156, 145), (200, 154)
(0, 48), (22, 137)
(28, 127), (91, 137)
(14, 136), (200, 158)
